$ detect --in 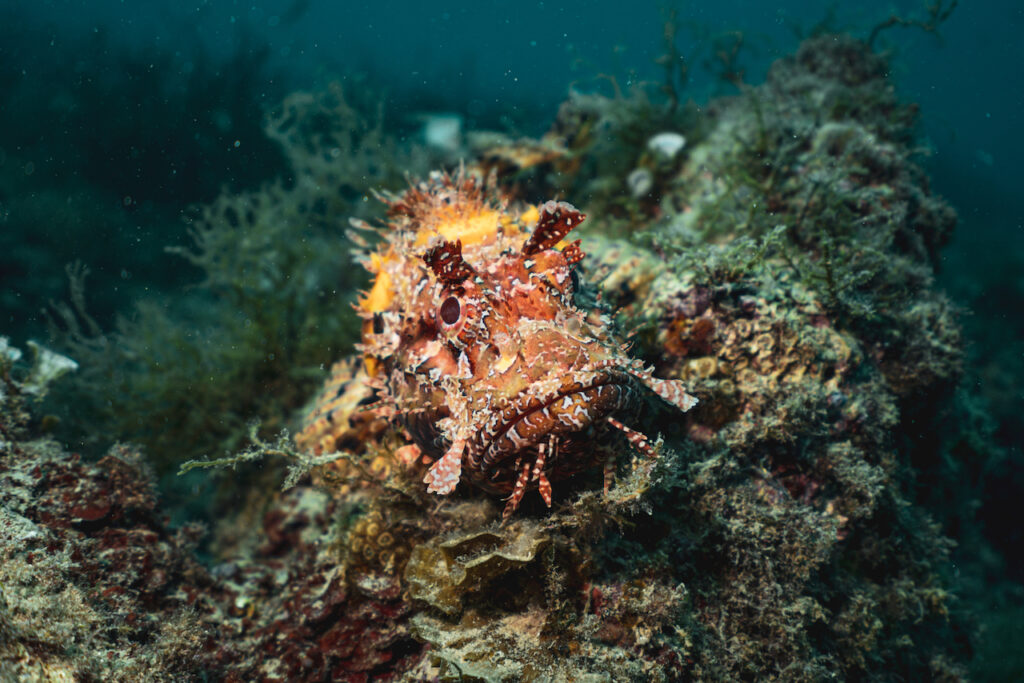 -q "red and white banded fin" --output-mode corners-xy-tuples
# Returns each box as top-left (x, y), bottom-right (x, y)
(640, 376), (698, 413)
(503, 458), (533, 520)
(537, 470), (552, 507)
(522, 200), (586, 256)
(531, 442), (547, 481)
(562, 239), (585, 266)
(532, 438), (554, 507)
(423, 239), (475, 286)
(423, 436), (466, 494)
(607, 416), (658, 459)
